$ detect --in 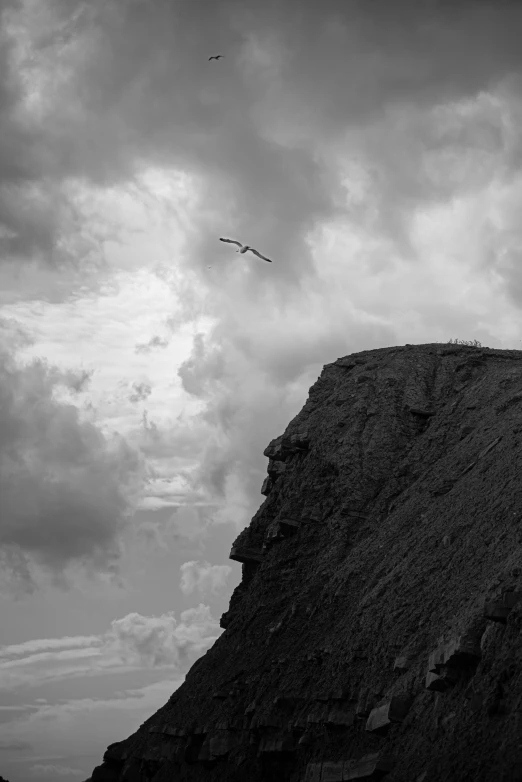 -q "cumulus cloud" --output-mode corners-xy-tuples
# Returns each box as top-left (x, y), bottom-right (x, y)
(0, 606), (222, 690)
(180, 561), (232, 596)
(177, 333), (226, 398)
(3, 0), (522, 540)
(0, 321), (147, 592)
(48, 366), (93, 394)
(105, 605), (219, 668)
